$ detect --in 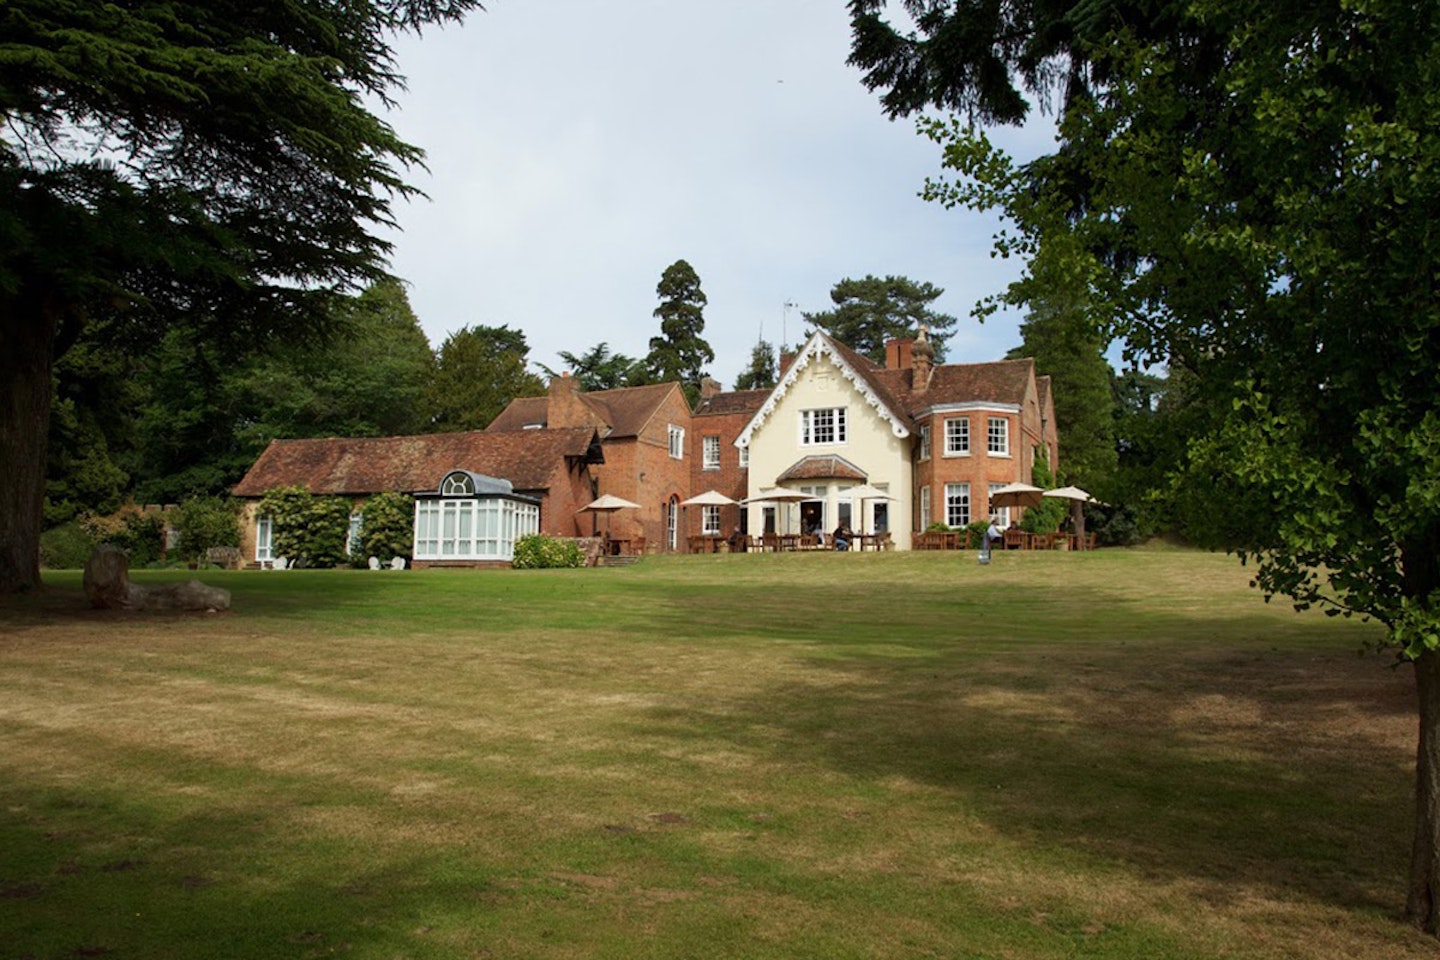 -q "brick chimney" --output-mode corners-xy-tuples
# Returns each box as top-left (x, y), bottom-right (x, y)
(547, 372), (587, 428)
(885, 337), (915, 370)
(778, 351), (797, 376)
(699, 376), (723, 400)
(911, 326), (935, 394)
